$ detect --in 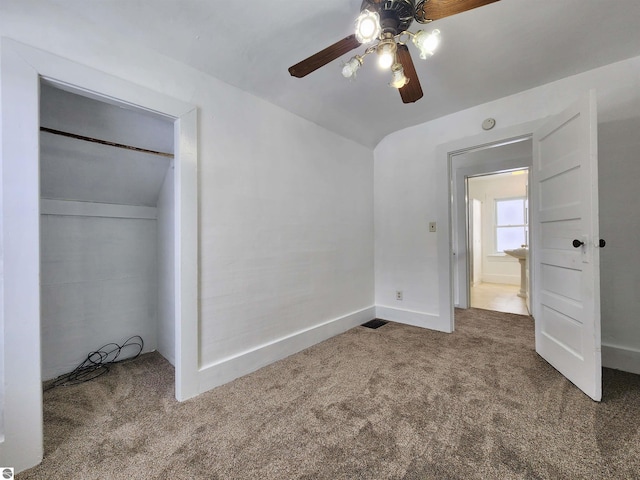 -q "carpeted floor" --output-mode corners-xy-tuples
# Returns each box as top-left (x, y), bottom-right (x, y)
(19, 308), (640, 479)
